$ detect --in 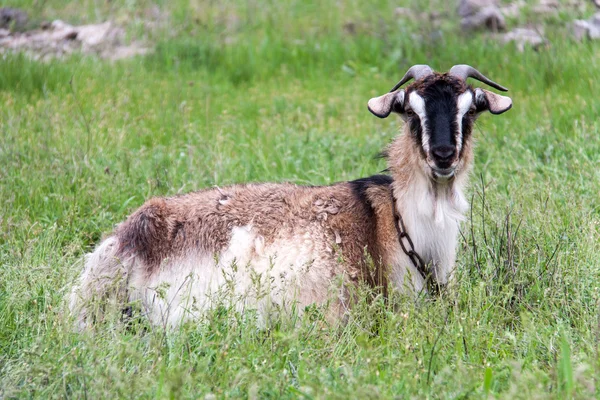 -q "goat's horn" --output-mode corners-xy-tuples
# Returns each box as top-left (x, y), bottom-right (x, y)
(449, 64), (508, 92)
(389, 65), (434, 92)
